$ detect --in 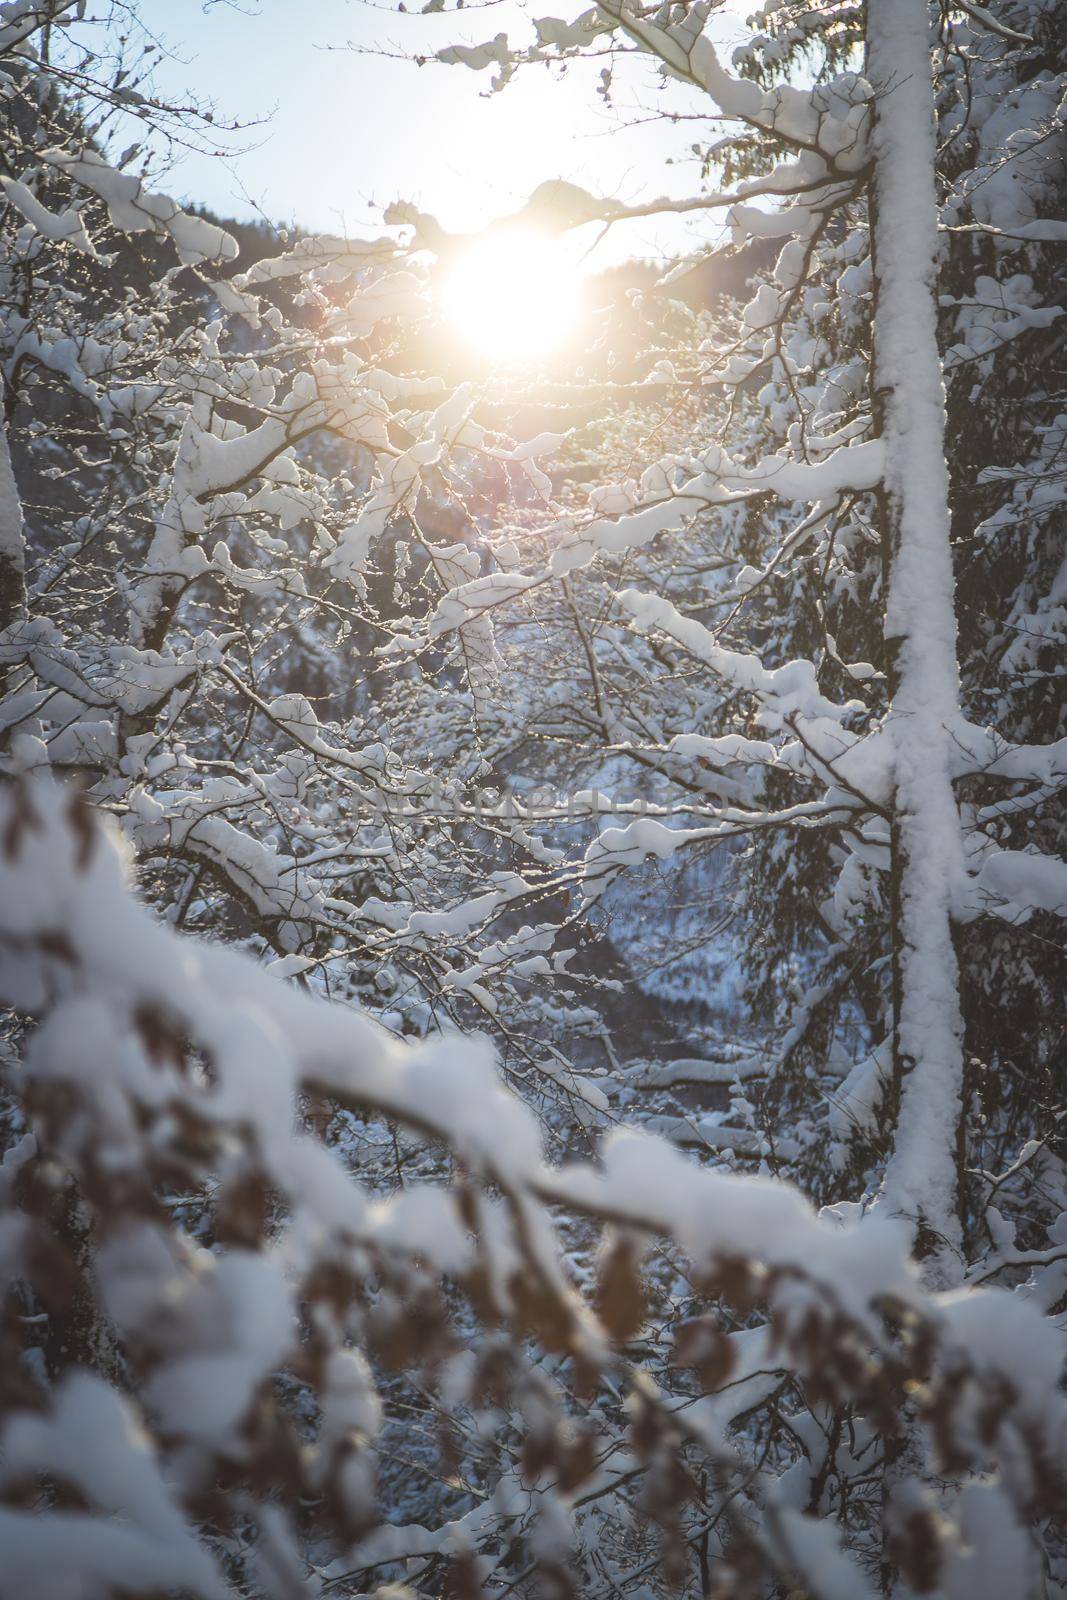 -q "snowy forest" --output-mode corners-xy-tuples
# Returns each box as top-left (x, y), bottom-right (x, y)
(0, 0), (1065, 1595)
